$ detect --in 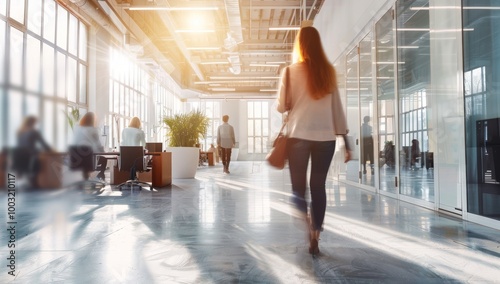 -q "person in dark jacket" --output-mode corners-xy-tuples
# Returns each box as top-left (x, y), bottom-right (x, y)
(16, 116), (53, 187)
